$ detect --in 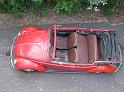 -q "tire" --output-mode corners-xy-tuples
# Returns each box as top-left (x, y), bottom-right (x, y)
(15, 59), (46, 72)
(22, 69), (35, 72)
